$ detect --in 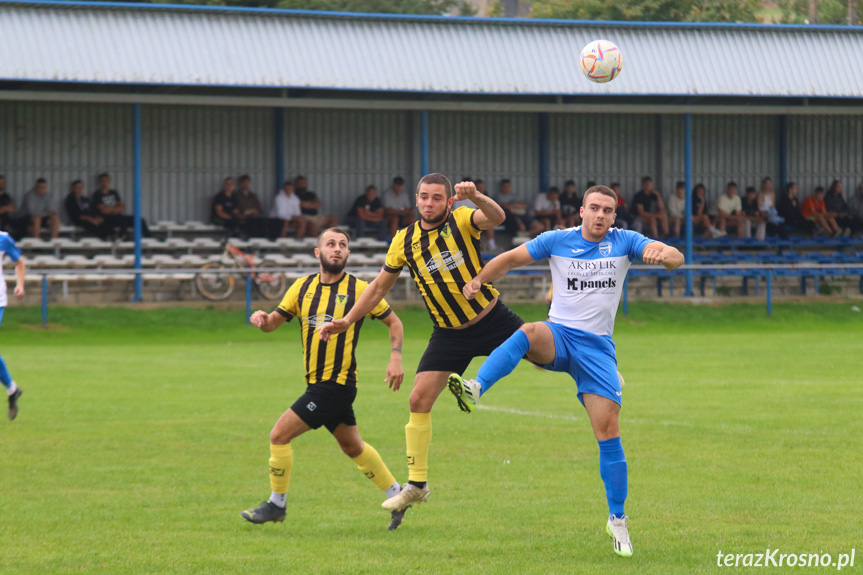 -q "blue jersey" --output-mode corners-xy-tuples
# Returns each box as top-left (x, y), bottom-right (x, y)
(525, 227), (652, 337)
(0, 232), (22, 308)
